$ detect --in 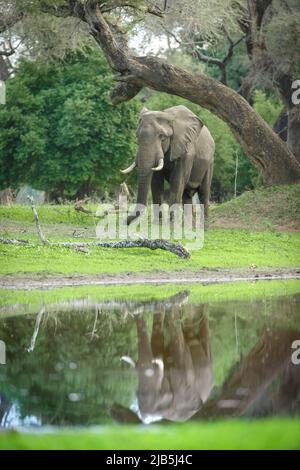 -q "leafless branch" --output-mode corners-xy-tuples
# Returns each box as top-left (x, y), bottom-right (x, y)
(0, 37), (23, 56)
(193, 30), (245, 85)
